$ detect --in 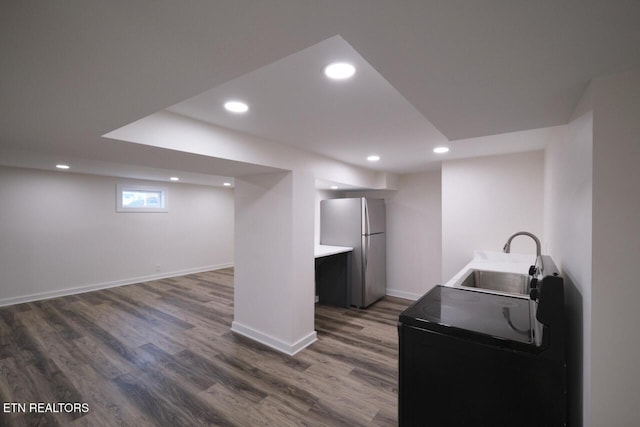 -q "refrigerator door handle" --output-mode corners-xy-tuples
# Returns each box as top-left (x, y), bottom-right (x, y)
(362, 235), (368, 273)
(362, 198), (369, 235)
